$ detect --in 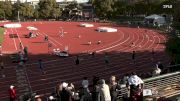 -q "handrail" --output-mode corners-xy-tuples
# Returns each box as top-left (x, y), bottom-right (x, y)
(143, 71), (180, 82)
